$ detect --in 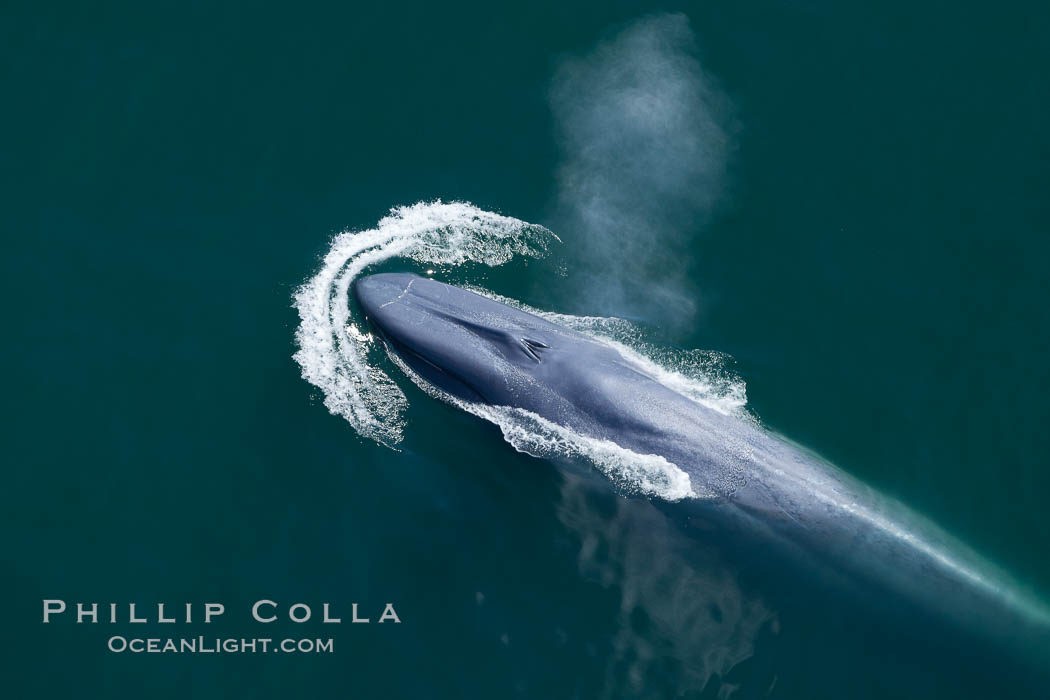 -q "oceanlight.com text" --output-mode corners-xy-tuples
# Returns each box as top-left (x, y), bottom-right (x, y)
(106, 636), (334, 654)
